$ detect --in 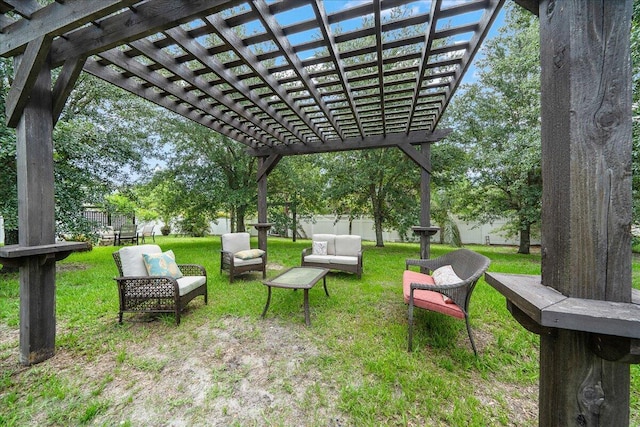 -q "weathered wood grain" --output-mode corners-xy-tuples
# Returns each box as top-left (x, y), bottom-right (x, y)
(0, 0), (138, 57)
(15, 59), (56, 365)
(6, 35), (51, 127)
(538, 0), (633, 424)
